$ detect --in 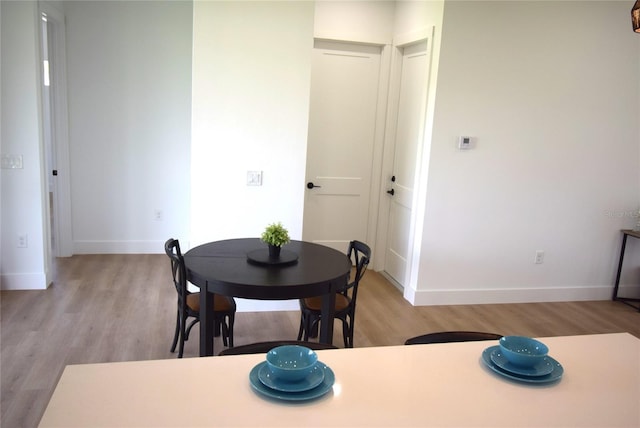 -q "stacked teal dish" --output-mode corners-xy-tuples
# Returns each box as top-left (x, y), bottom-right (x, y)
(249, 345), (335, 401)
(481, 336), (563, 383)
